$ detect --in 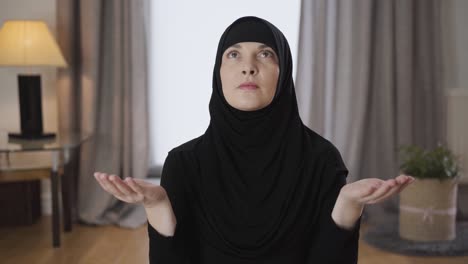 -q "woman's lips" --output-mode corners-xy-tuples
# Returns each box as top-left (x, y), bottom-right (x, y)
(239, 82), (258, 90)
